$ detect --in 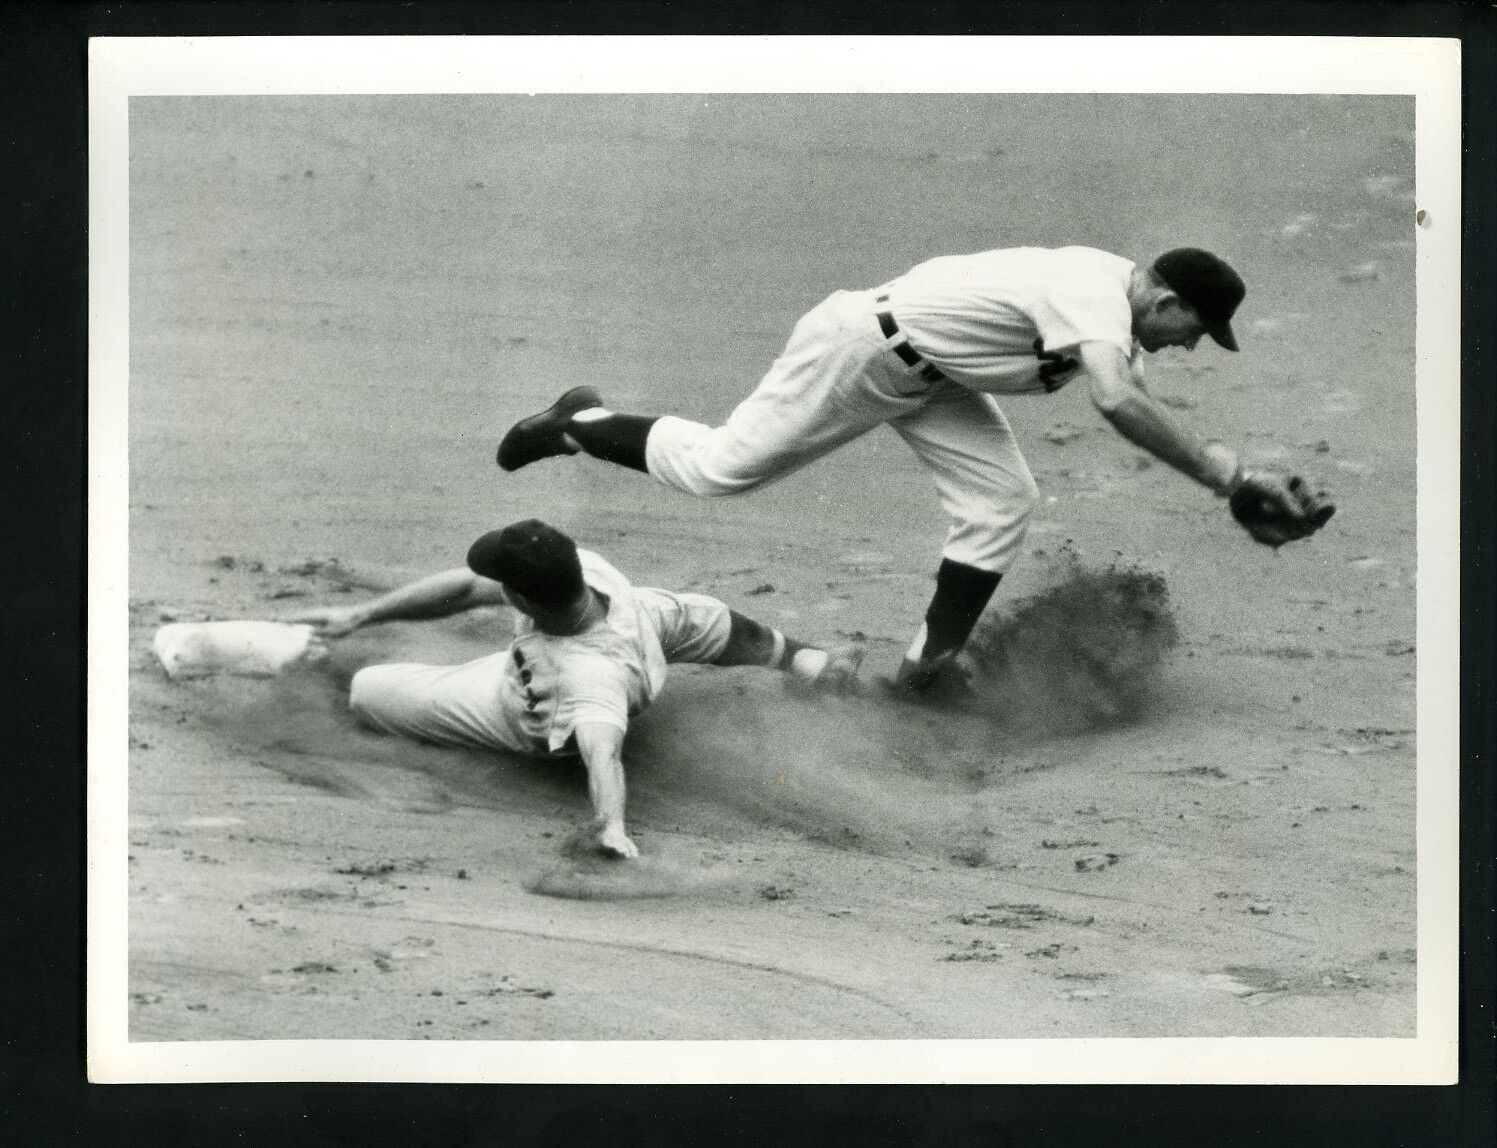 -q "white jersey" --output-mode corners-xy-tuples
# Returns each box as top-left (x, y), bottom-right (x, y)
(503, 549), (669, 753)
(880, 246), (1137, 395)
(347, 556), (732, 760)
